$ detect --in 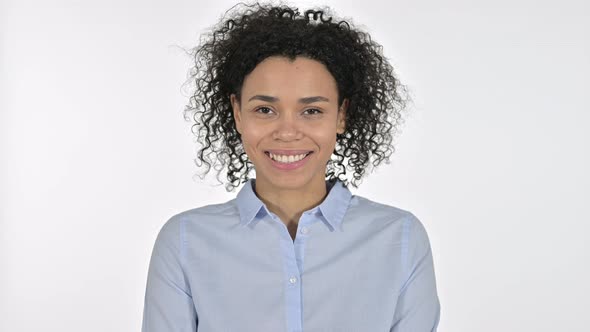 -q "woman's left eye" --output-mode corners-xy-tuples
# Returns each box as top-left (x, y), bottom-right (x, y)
(303, 108), (322, 115)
